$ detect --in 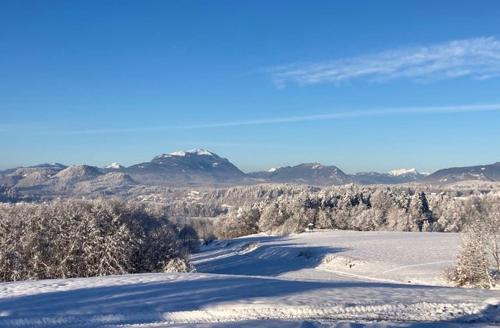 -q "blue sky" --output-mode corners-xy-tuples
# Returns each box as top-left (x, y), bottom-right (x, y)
(1, 1), (500, 173)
